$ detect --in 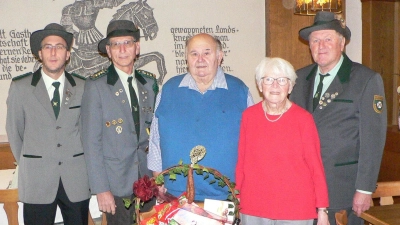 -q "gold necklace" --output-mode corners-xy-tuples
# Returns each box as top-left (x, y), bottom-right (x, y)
(263, 101), (288, 122)
(264, 110), (285, 122)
